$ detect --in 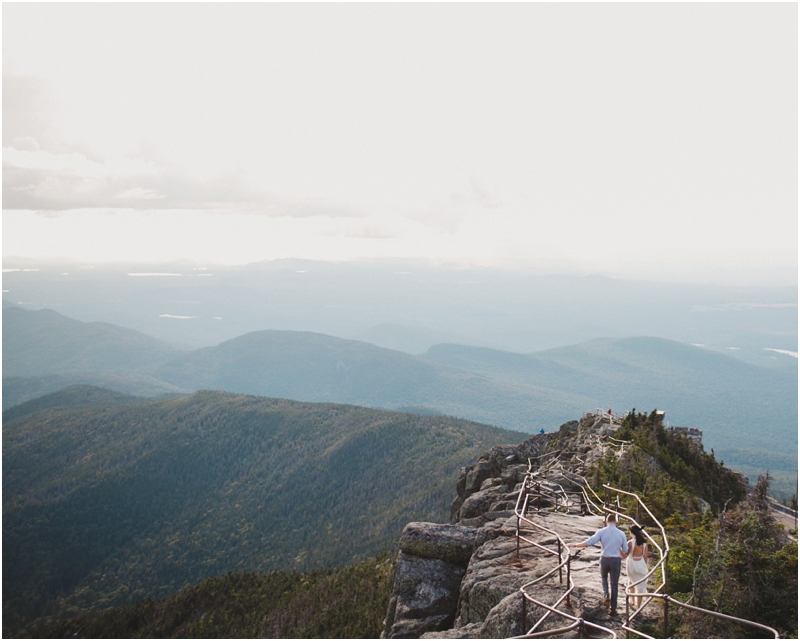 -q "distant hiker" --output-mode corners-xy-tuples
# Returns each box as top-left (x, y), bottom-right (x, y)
(539, 428), (545, 435)
(626, 525), (649, 609)
(570, 513), (628, 616)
